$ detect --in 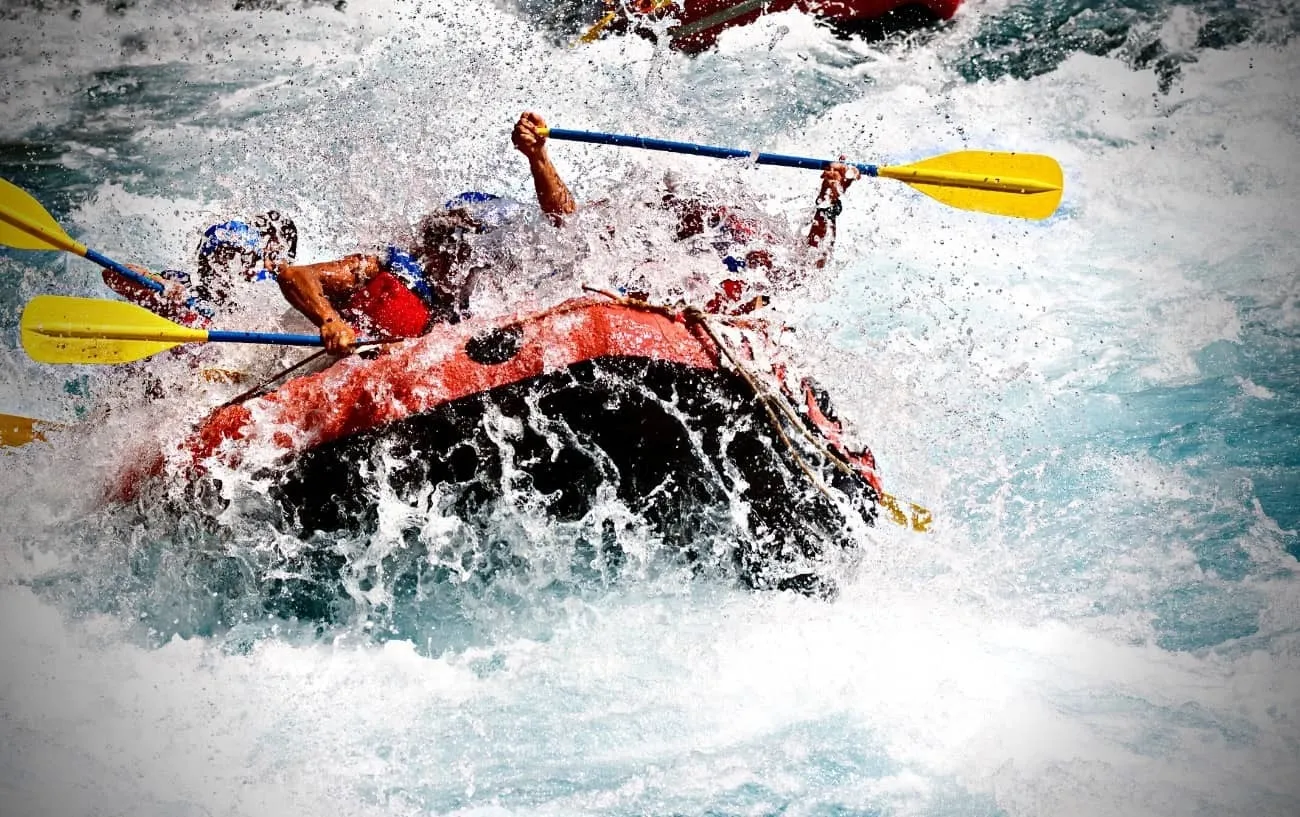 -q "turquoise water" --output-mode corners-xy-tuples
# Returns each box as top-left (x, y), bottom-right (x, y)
(1, 1), (1298, 815)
